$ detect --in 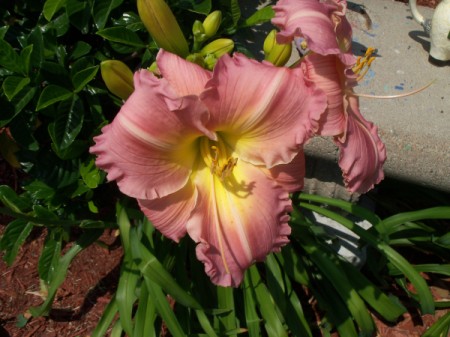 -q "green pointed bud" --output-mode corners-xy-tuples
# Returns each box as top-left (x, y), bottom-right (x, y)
(263, 29), (292, 66)
(203, 10), (222, 39)
(193, 20), (206, 39)
(137, 0), (189, 57)
(200, 38), (234, 59)
(101, 60), (134, 100)
(186, 53), (206, 68)
(203, 53), (218, 70)
(148, 61), (160, 76)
